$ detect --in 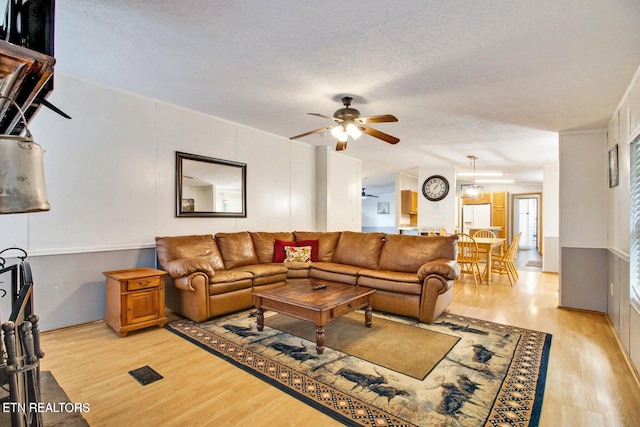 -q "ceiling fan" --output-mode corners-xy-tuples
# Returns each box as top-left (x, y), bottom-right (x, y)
(361, 188), (379, 198)
(289, 96), (399, 151)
